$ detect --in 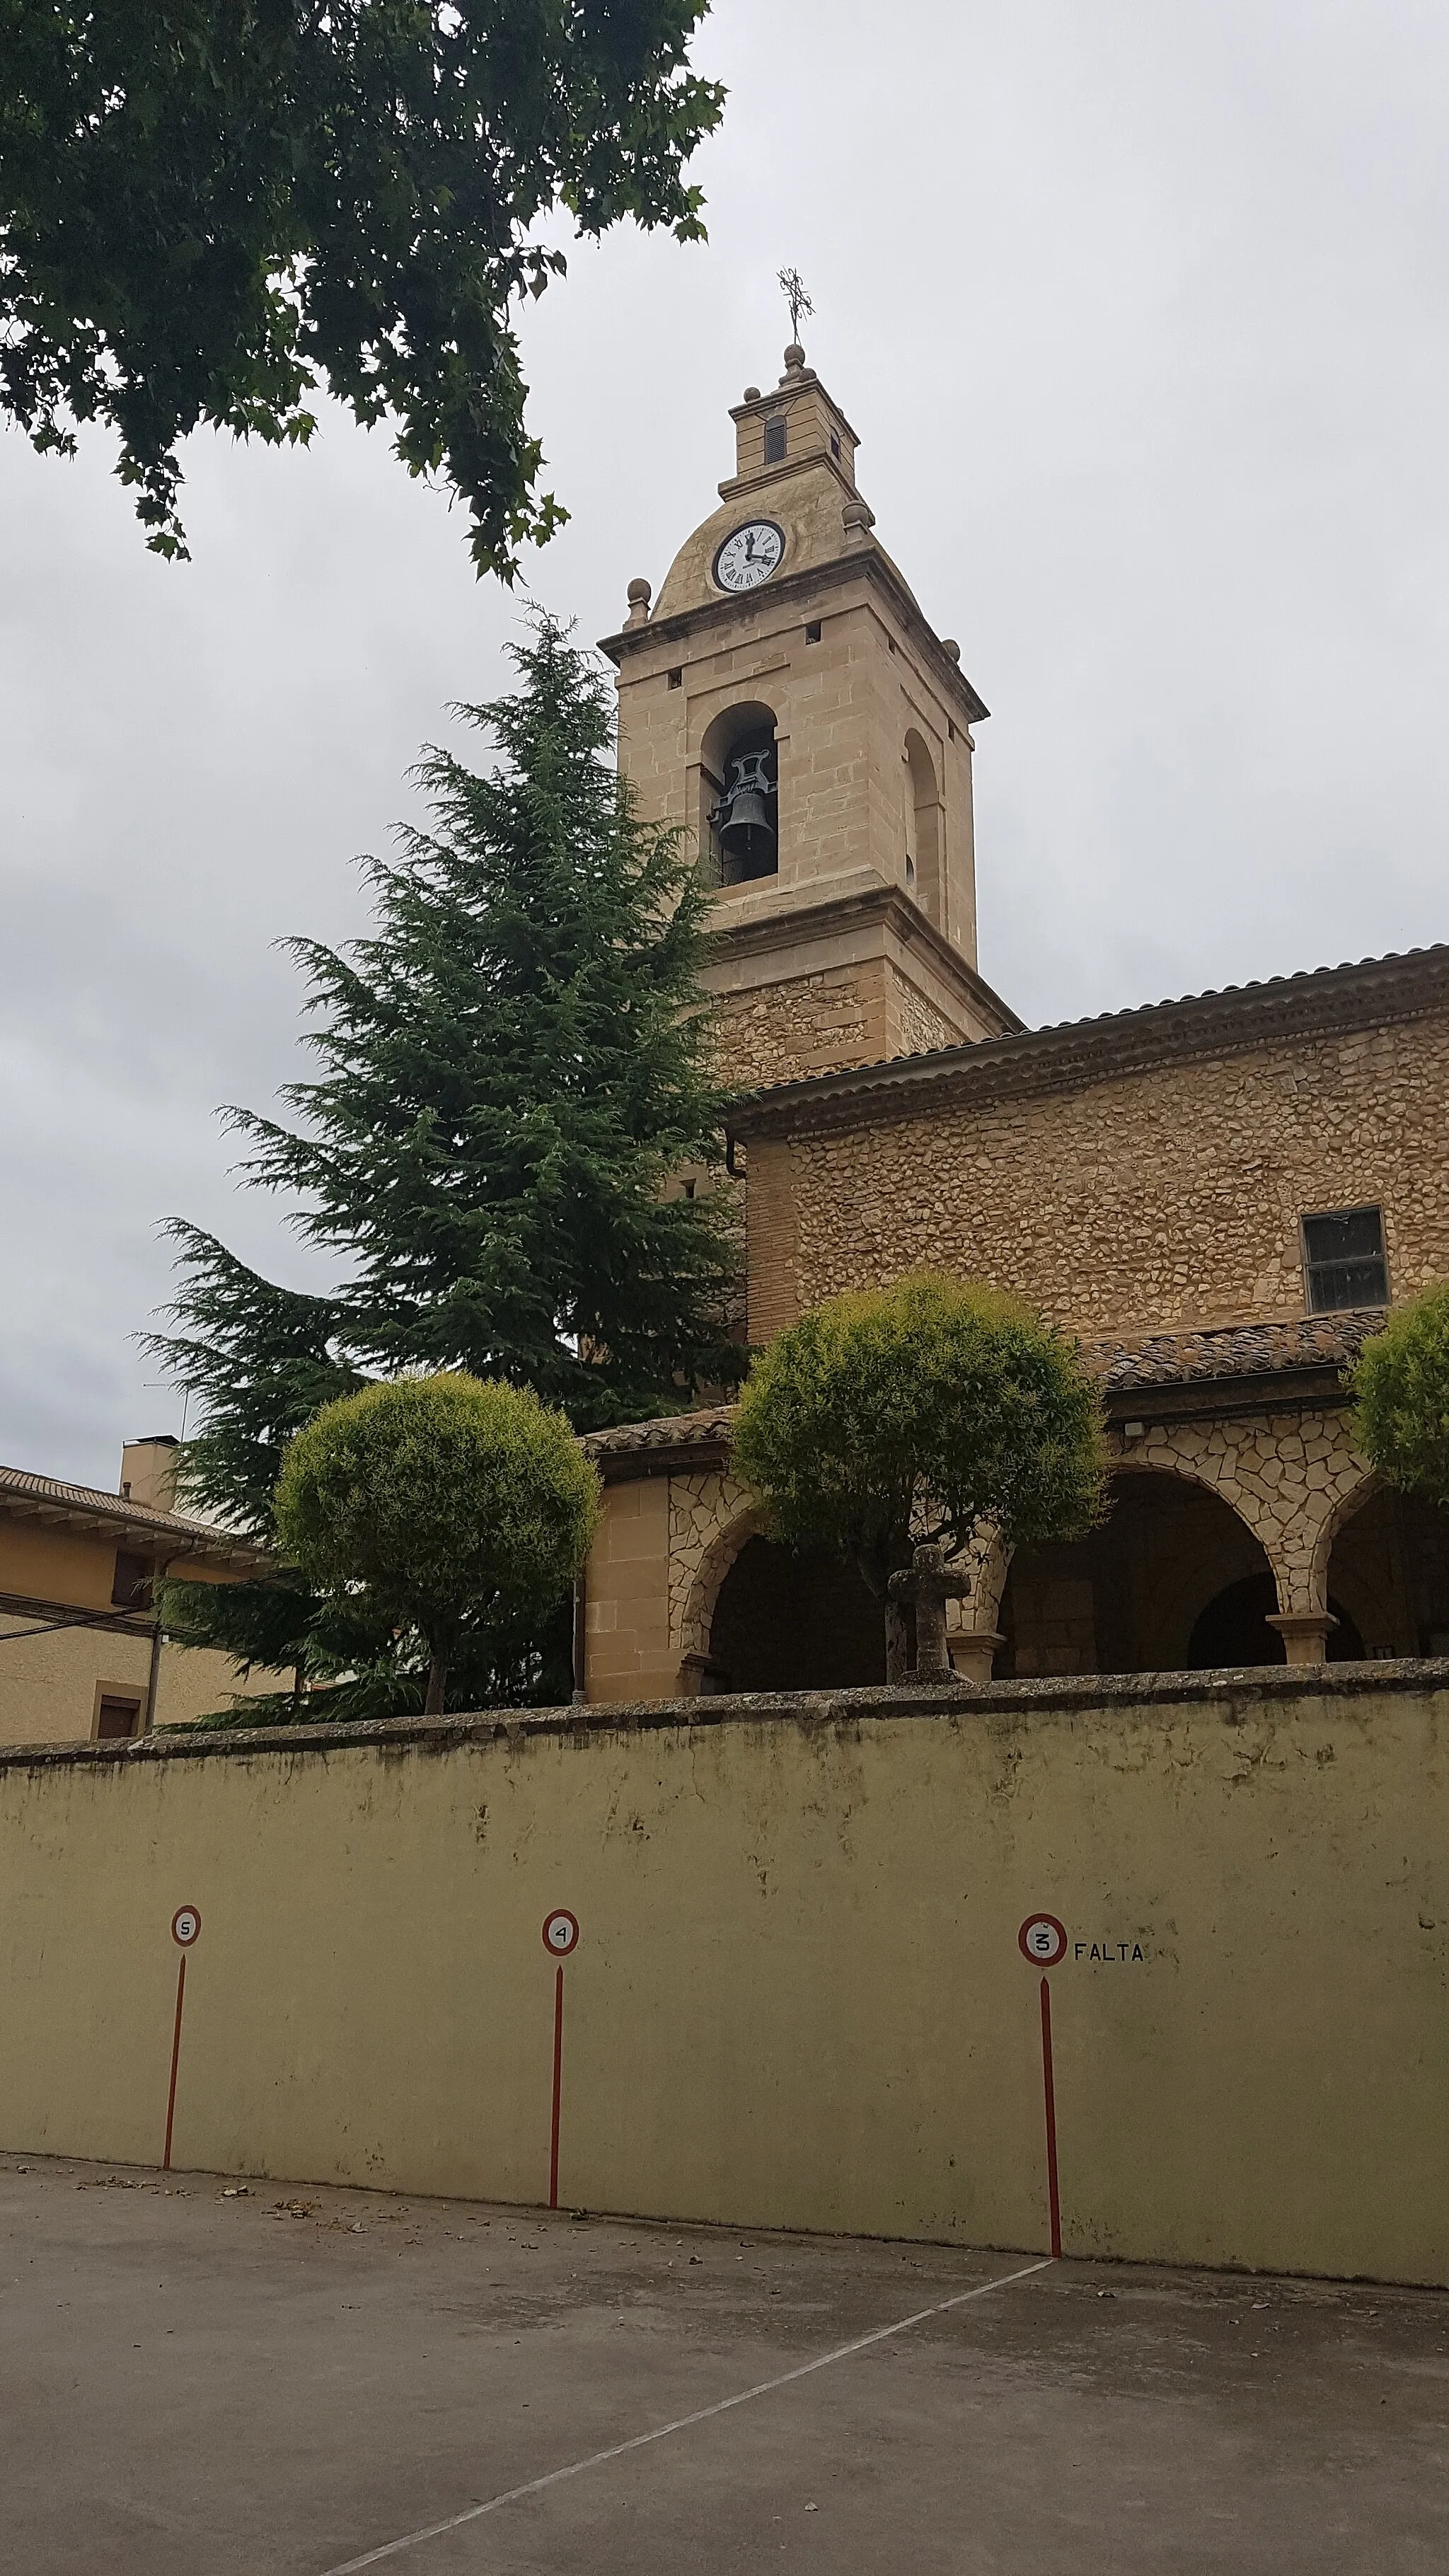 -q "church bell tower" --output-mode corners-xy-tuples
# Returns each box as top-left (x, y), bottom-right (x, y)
(599, 339), (1020, 1090)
